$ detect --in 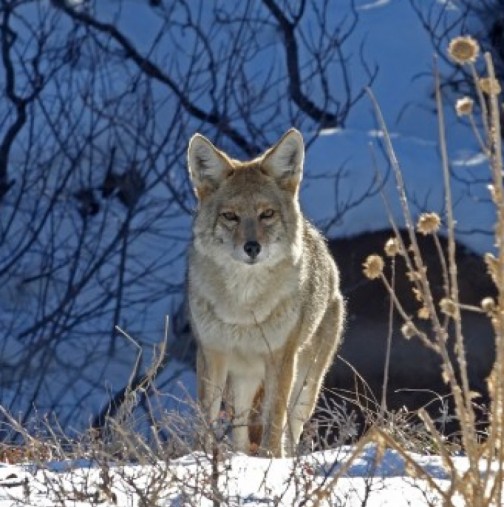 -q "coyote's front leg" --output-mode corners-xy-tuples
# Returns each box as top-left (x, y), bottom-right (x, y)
(260, 346), (297, 457)
(197, 347), (228, 451)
